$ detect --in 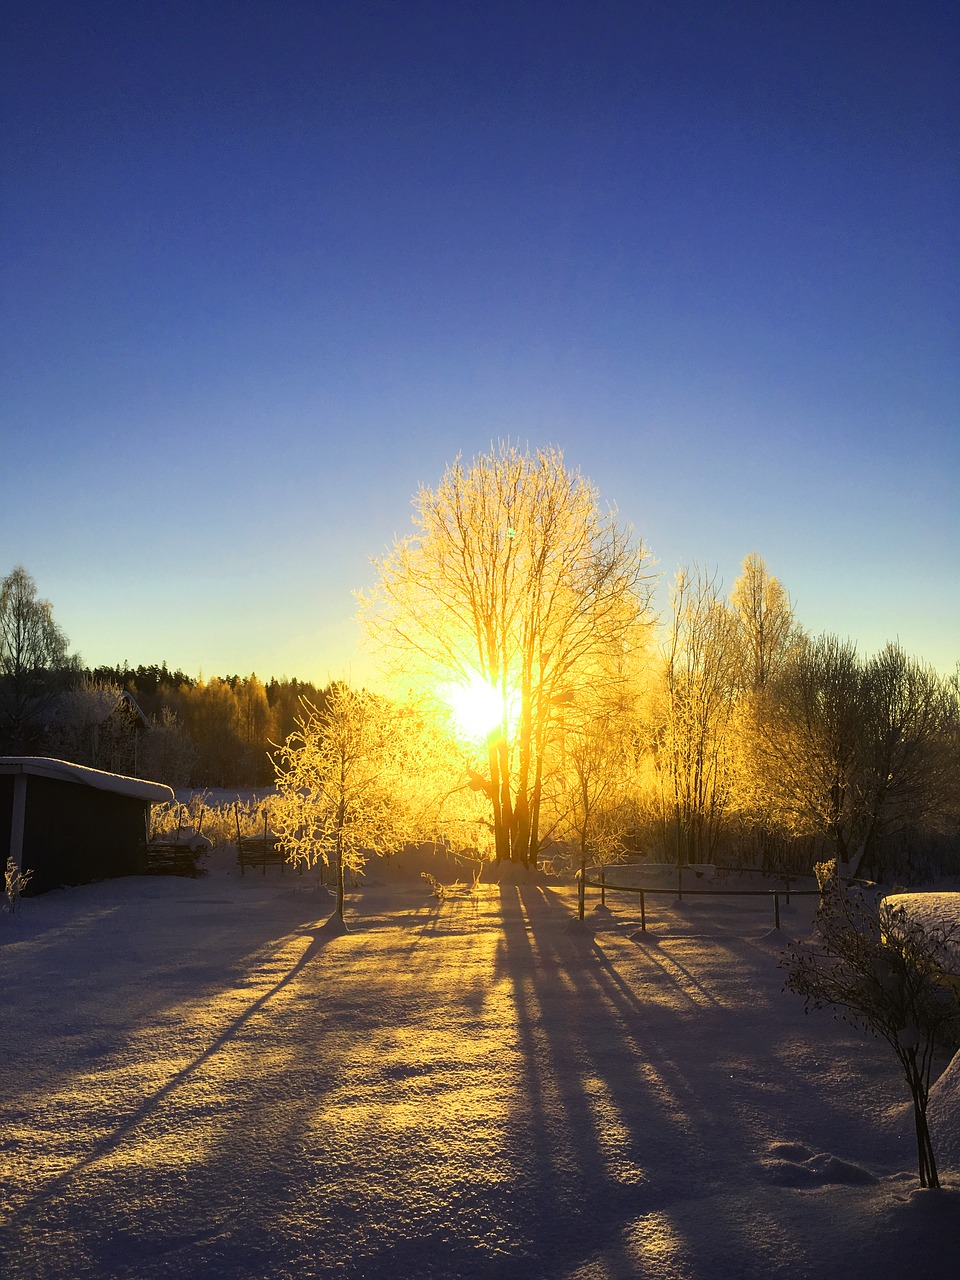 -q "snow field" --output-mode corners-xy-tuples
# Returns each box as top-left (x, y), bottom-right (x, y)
(1, 863), (958, 1279)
